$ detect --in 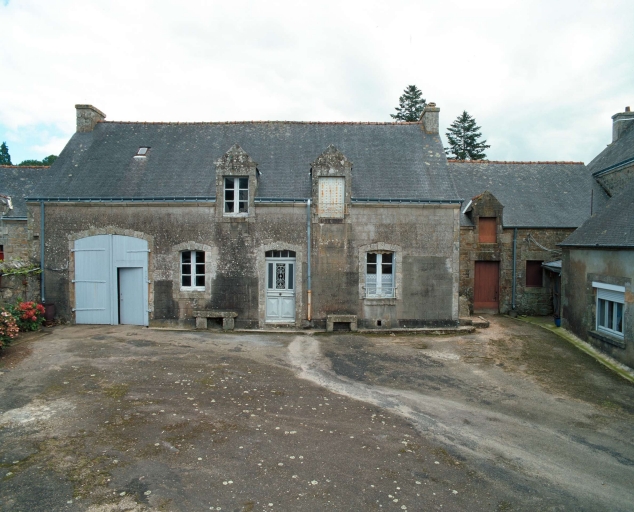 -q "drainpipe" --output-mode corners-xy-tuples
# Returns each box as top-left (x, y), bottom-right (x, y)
(40, 201), (45, 303)
(511, 228), (517, 311)
(306, 199), (312, 321)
